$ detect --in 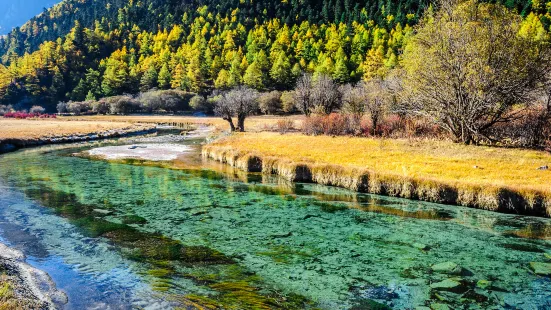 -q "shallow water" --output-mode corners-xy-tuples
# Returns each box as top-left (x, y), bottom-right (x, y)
(0, 136), (550, 309)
